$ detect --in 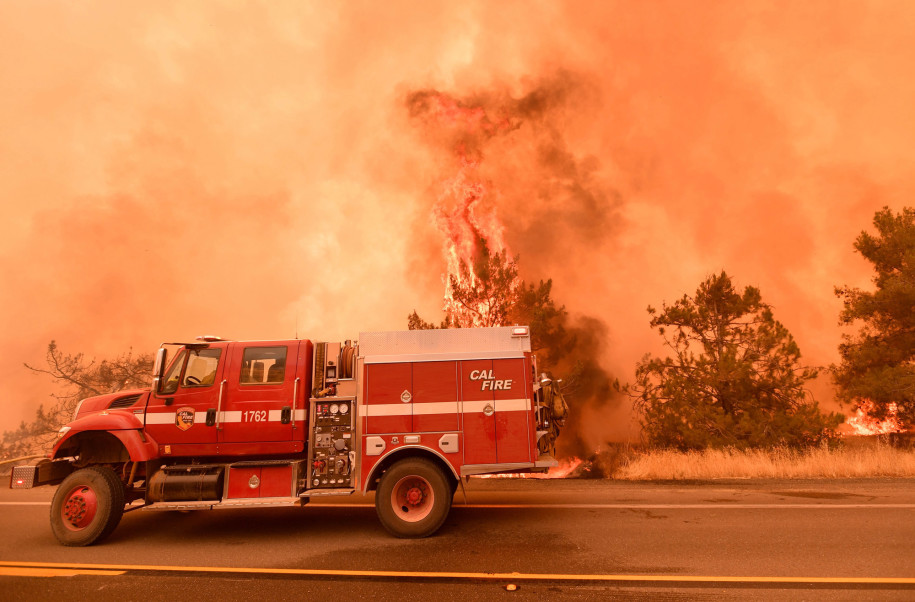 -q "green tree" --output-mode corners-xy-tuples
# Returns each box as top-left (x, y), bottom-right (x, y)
(834, 206), (915, 426)
(633, 272), (840, 450)
(0, 341), (152, 459)
(407, 310), (449, 331)
(514, 279), (571, 365)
